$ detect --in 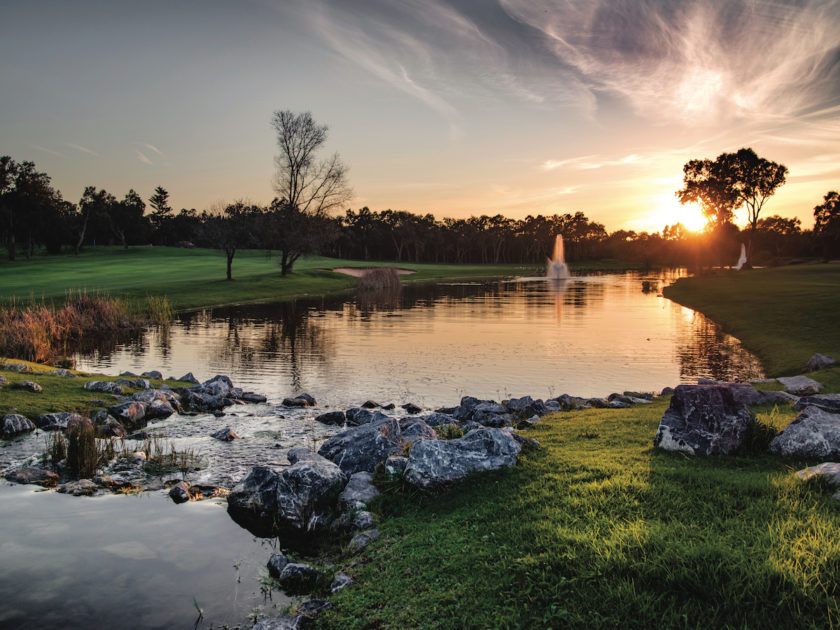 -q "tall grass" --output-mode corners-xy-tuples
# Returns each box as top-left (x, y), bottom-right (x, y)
(0, 290), (172, 363)
(357, 267), (402, 292)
